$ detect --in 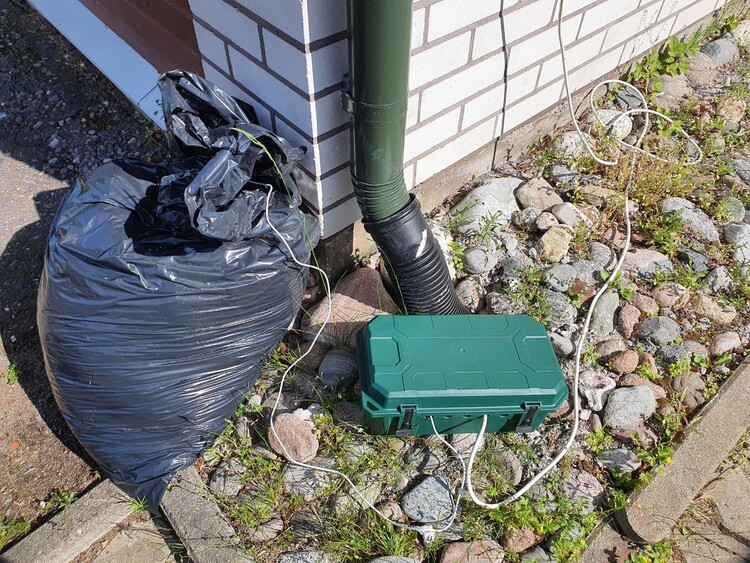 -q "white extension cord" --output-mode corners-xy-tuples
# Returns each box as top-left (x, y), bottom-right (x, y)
(261, 0), (703, 532)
